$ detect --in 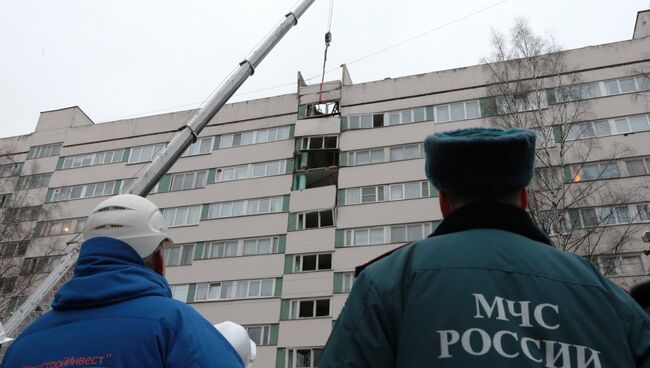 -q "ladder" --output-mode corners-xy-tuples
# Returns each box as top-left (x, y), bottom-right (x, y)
(2, 0), (316, 339)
